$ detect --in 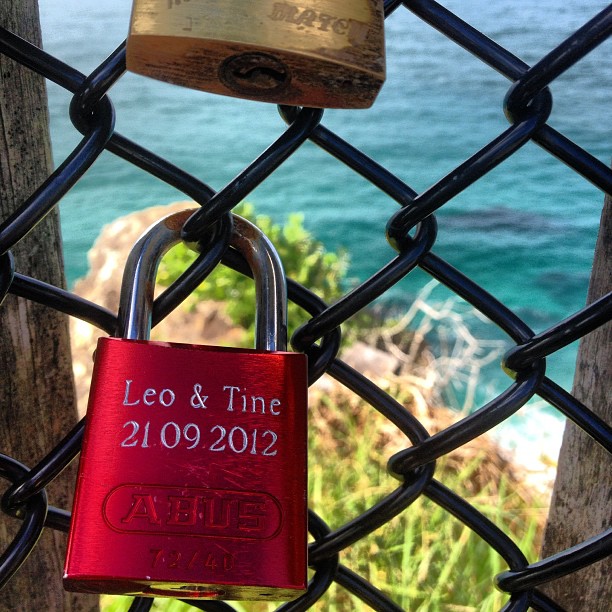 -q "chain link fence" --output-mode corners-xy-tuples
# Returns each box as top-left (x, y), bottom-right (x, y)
(1, 1), (611, 610)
